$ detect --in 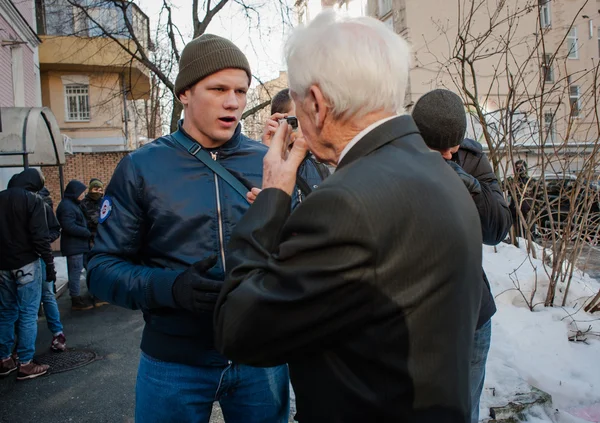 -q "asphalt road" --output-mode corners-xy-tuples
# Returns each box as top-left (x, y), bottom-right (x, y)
(0, 285), (241, 423)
